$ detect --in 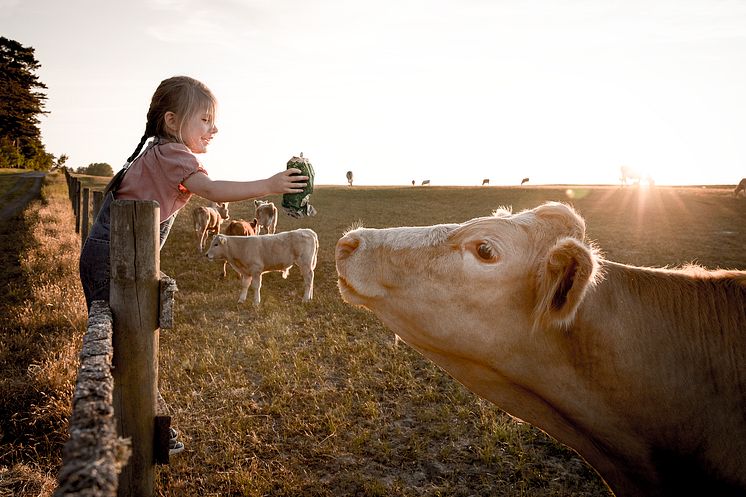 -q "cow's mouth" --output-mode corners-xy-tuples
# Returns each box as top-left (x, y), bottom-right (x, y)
(337, 276), (365, 305)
